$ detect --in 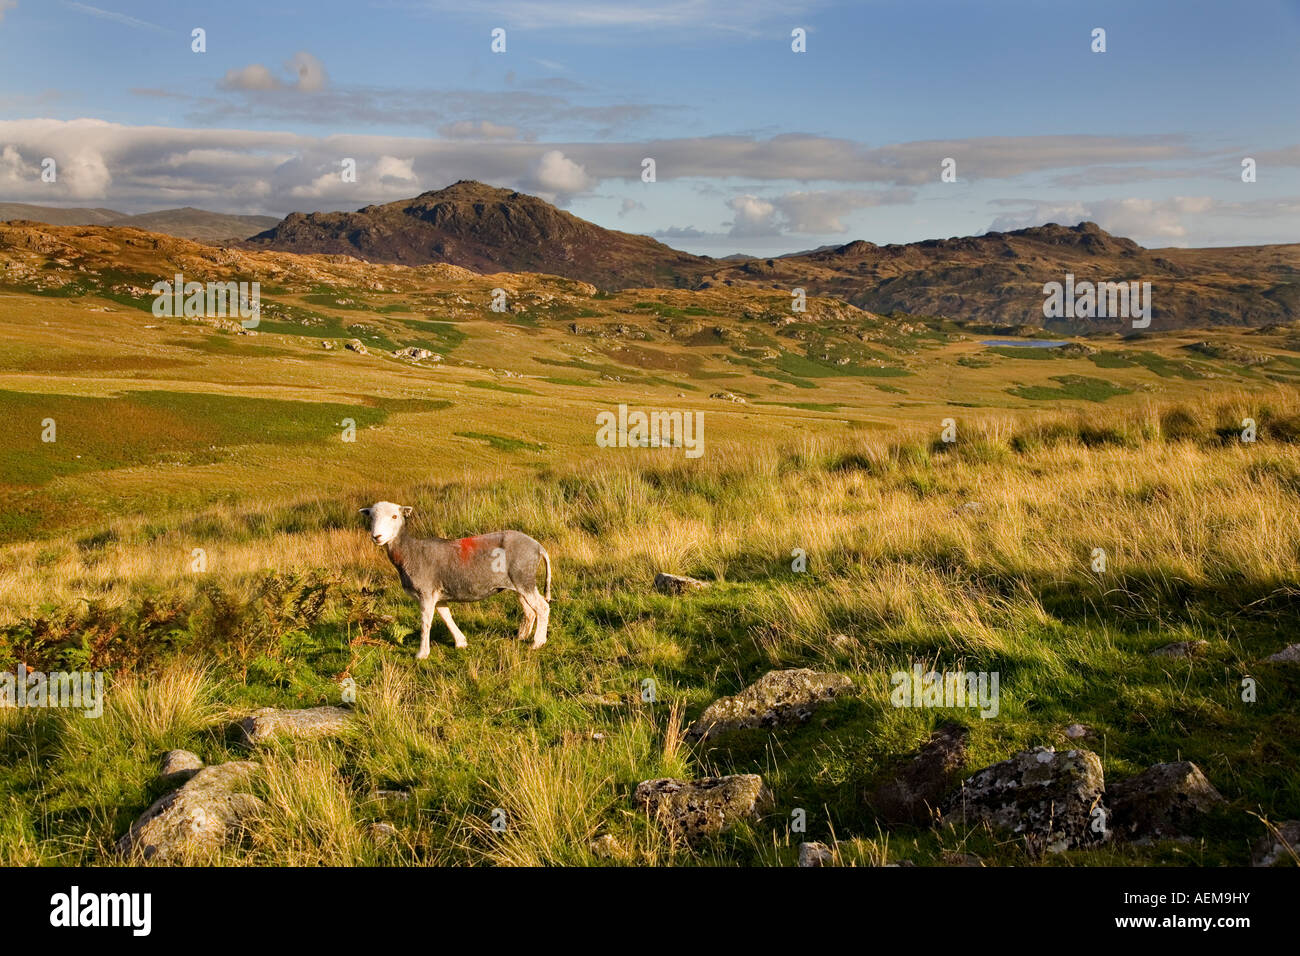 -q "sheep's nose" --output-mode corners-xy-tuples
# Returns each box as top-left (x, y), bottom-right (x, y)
(371, 533), (382, 543)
